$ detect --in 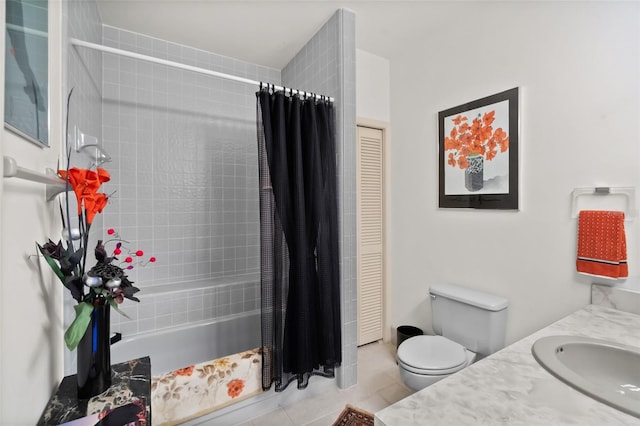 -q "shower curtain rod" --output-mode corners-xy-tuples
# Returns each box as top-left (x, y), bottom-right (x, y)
(70, 38), (334, 102)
